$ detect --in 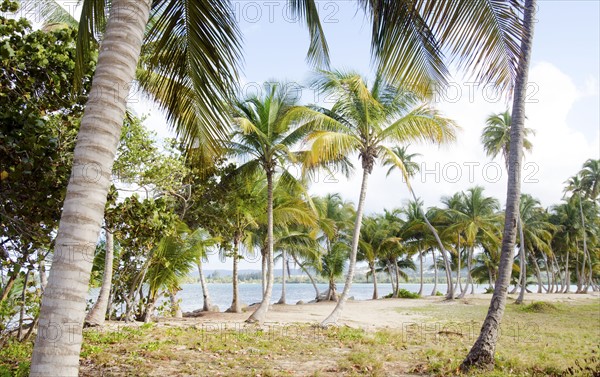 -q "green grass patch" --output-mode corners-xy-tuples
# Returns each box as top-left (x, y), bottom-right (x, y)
(519, 301), (560, 313)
